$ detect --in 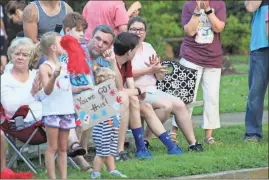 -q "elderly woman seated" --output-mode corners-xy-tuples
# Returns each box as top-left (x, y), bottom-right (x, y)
(1, 37), (42, 128)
